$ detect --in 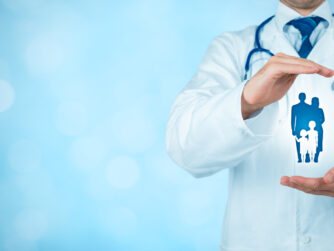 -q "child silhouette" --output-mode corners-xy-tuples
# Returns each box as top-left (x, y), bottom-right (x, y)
(295, 129), (308, 163)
